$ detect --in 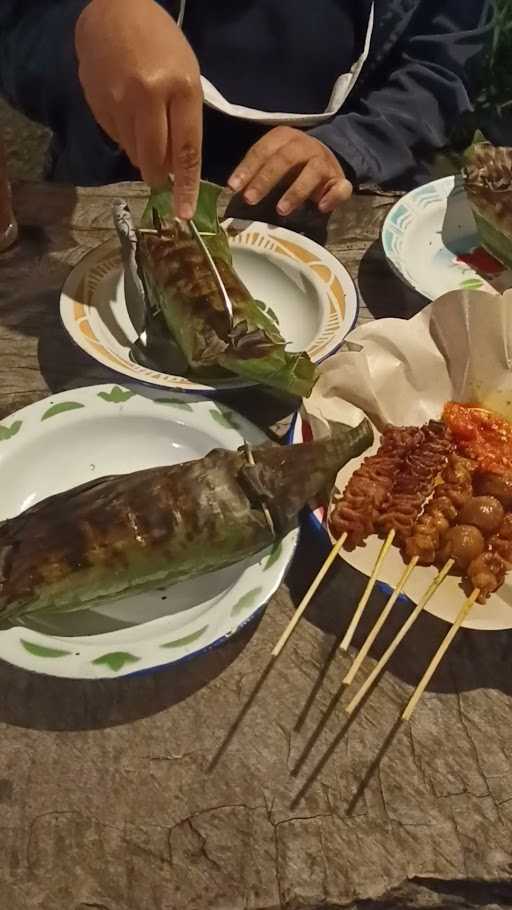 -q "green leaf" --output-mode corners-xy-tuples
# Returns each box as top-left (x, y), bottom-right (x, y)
(97, 386), (135, 404)
(142, 179), (223, 236)
(155, 397), (194, 412)
(41, 402), (85, 421)
(267, 307), (280, 325)
(191, 181), (223, 236)
(161, 625), (209, 648)
(460, 278), (484, 289)
(142, 181), (174, 226)
(209, 408), (239, 431)
(138, 181), (317, 399)
(92, 651), (140, 673)
(264, 540), (283, 570)
(231, 587), (263, 617)
(0, 420), (22, 441)
(21, 639), (70, 658)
